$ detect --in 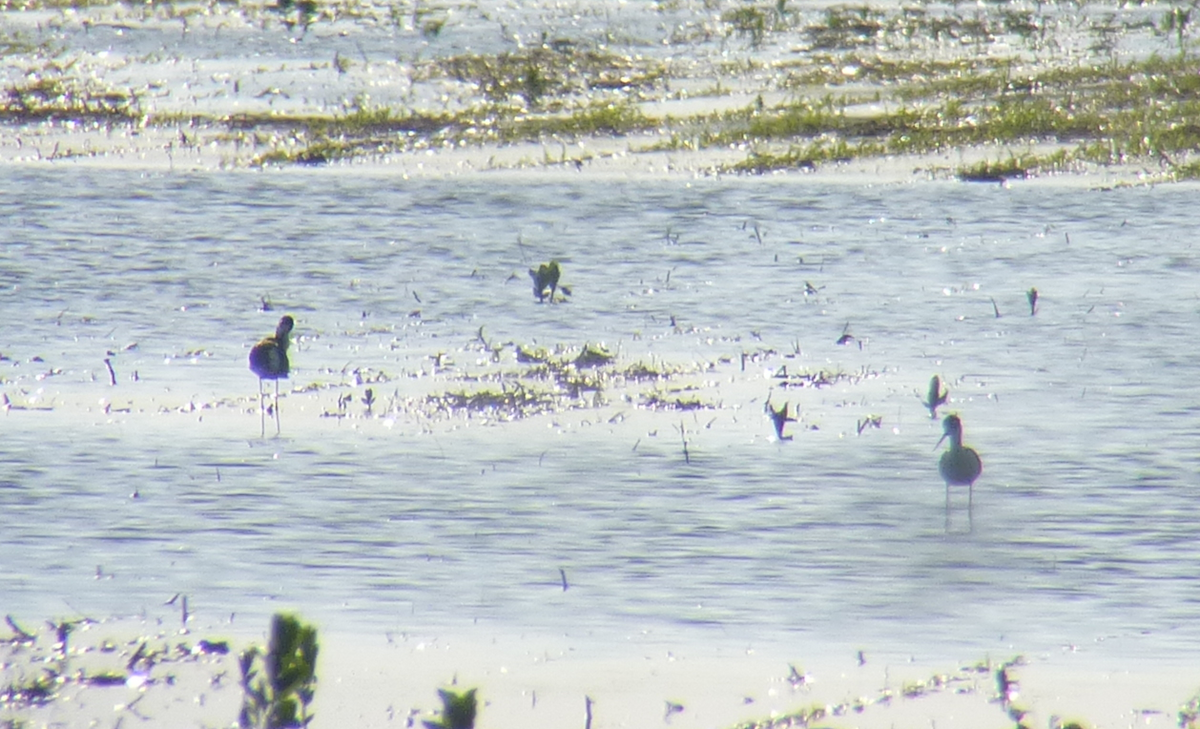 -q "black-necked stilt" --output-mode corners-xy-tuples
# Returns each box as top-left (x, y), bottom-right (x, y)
(937, 413), (982, 512)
